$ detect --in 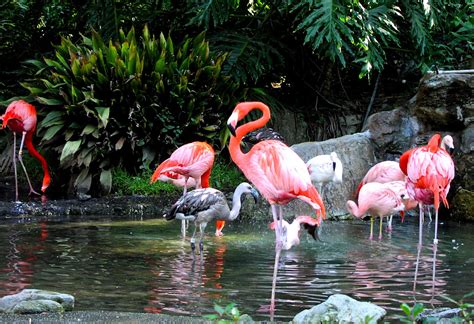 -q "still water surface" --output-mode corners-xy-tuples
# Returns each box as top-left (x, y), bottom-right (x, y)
(0, 216), (473, 321)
